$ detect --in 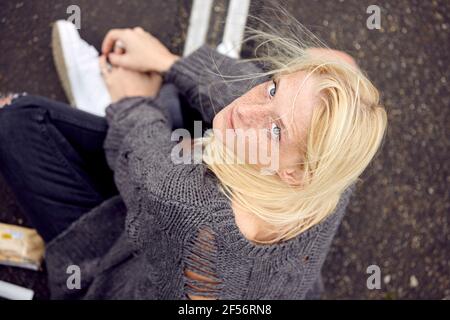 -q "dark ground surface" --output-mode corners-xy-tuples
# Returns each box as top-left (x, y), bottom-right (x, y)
(0, 0), (448, 299)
